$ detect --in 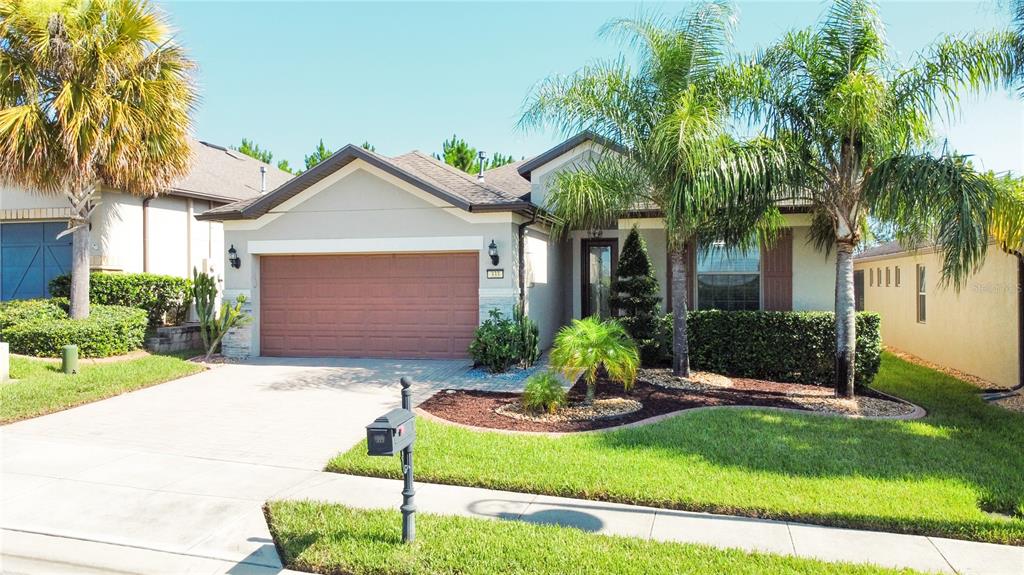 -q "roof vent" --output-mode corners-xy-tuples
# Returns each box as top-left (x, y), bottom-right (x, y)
(259, 165), (267, 194)
(477, 150), (486, 182)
